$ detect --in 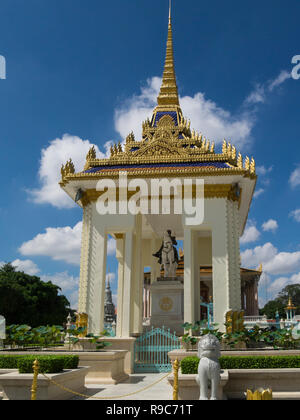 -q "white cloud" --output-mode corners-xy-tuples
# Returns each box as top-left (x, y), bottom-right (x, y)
(0, 259), (80, 308)
(240, 221), (260, 244)
(114, 77), (254, 149)
(253, 188), (265, 199)
(41, 272), (79, 309)
(256, 165), (273, 177)
(289, 166), (300, 189)
(262, 219), (278, 233)
(19, 222), (83, 265)
(28, 134), (111, 209)
(107, 238), (116, 257)
(106, 272), (116, 284)
(245, 70), (291, 105)
(0, 259), (40, 276)
(19, 222), (117, 266)
(260, 272), (300, 304)
(114, 77), (161, 142)
(290, 209), (300, 223)
(245, 84), (266, 104)
(41, 271), (79, 292)
(268, 70), (291, 92)
(241, 242), (300, 276)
